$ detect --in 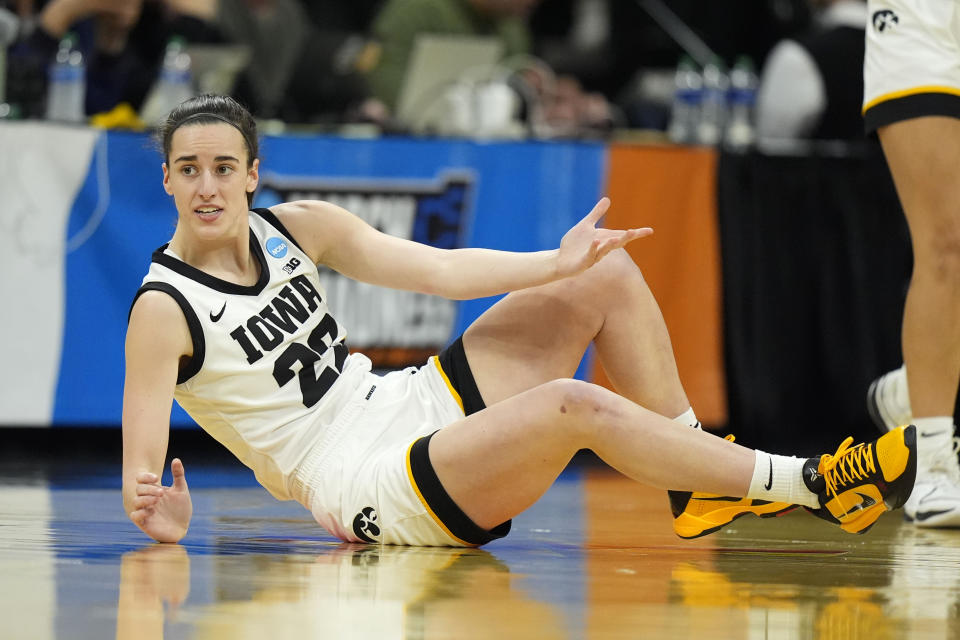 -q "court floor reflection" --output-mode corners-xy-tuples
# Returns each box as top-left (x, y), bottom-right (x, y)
(117, 543), (569, 640)
(2, 464), (960, 639)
